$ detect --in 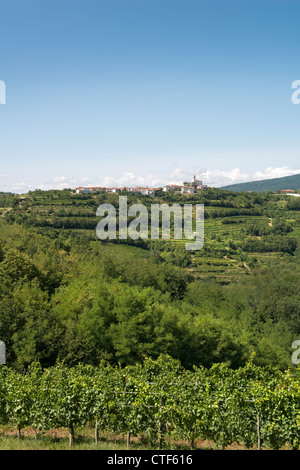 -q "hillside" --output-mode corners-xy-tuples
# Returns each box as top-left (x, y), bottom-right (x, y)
(221, 173), (300, 192)
(1, 187), (299, 285)
(0, 187), (299, 372)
